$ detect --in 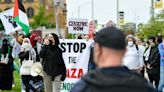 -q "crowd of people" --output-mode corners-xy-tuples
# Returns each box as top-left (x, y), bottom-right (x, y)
(0, 26), (163, 92)
(0, 32), (66, 92)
